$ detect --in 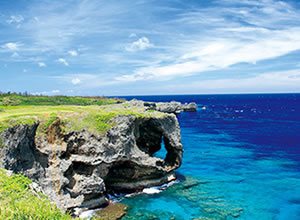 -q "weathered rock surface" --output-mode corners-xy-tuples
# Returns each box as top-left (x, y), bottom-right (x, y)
(0, 112), (183, 214)
(122, 99), (197, 114)
(156, 101), (183, 114)
(156, 101), (197, 113)
(182, 102), (197, 112)
(95, 203), (129, 220)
